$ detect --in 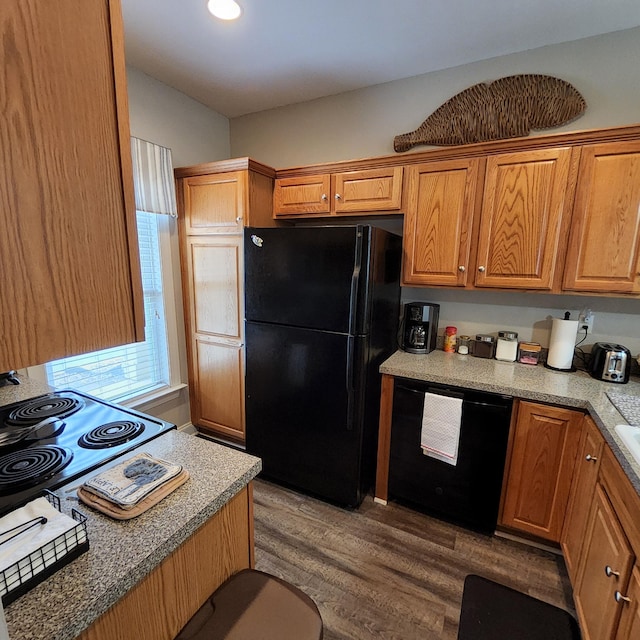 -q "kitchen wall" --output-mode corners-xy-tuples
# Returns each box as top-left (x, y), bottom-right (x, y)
(126, 67), (232, 428)
(230, 27), (640, 358)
